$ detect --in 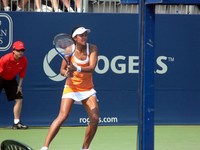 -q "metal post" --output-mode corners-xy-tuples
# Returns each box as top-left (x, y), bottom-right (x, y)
(82, 0), (88, 12)
(138, 0), (155, 150)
